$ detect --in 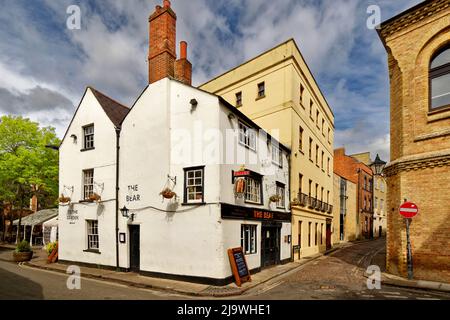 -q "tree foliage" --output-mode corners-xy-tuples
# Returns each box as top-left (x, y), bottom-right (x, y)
(0, 116), (60, 210)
